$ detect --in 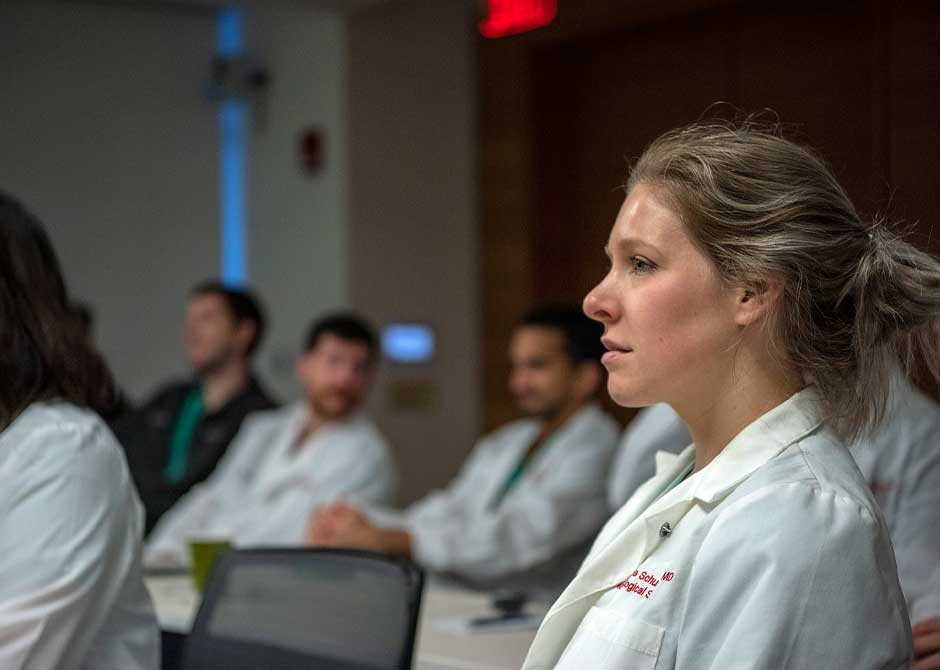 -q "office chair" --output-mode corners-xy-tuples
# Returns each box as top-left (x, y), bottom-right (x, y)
(180, 547), (424, 670)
